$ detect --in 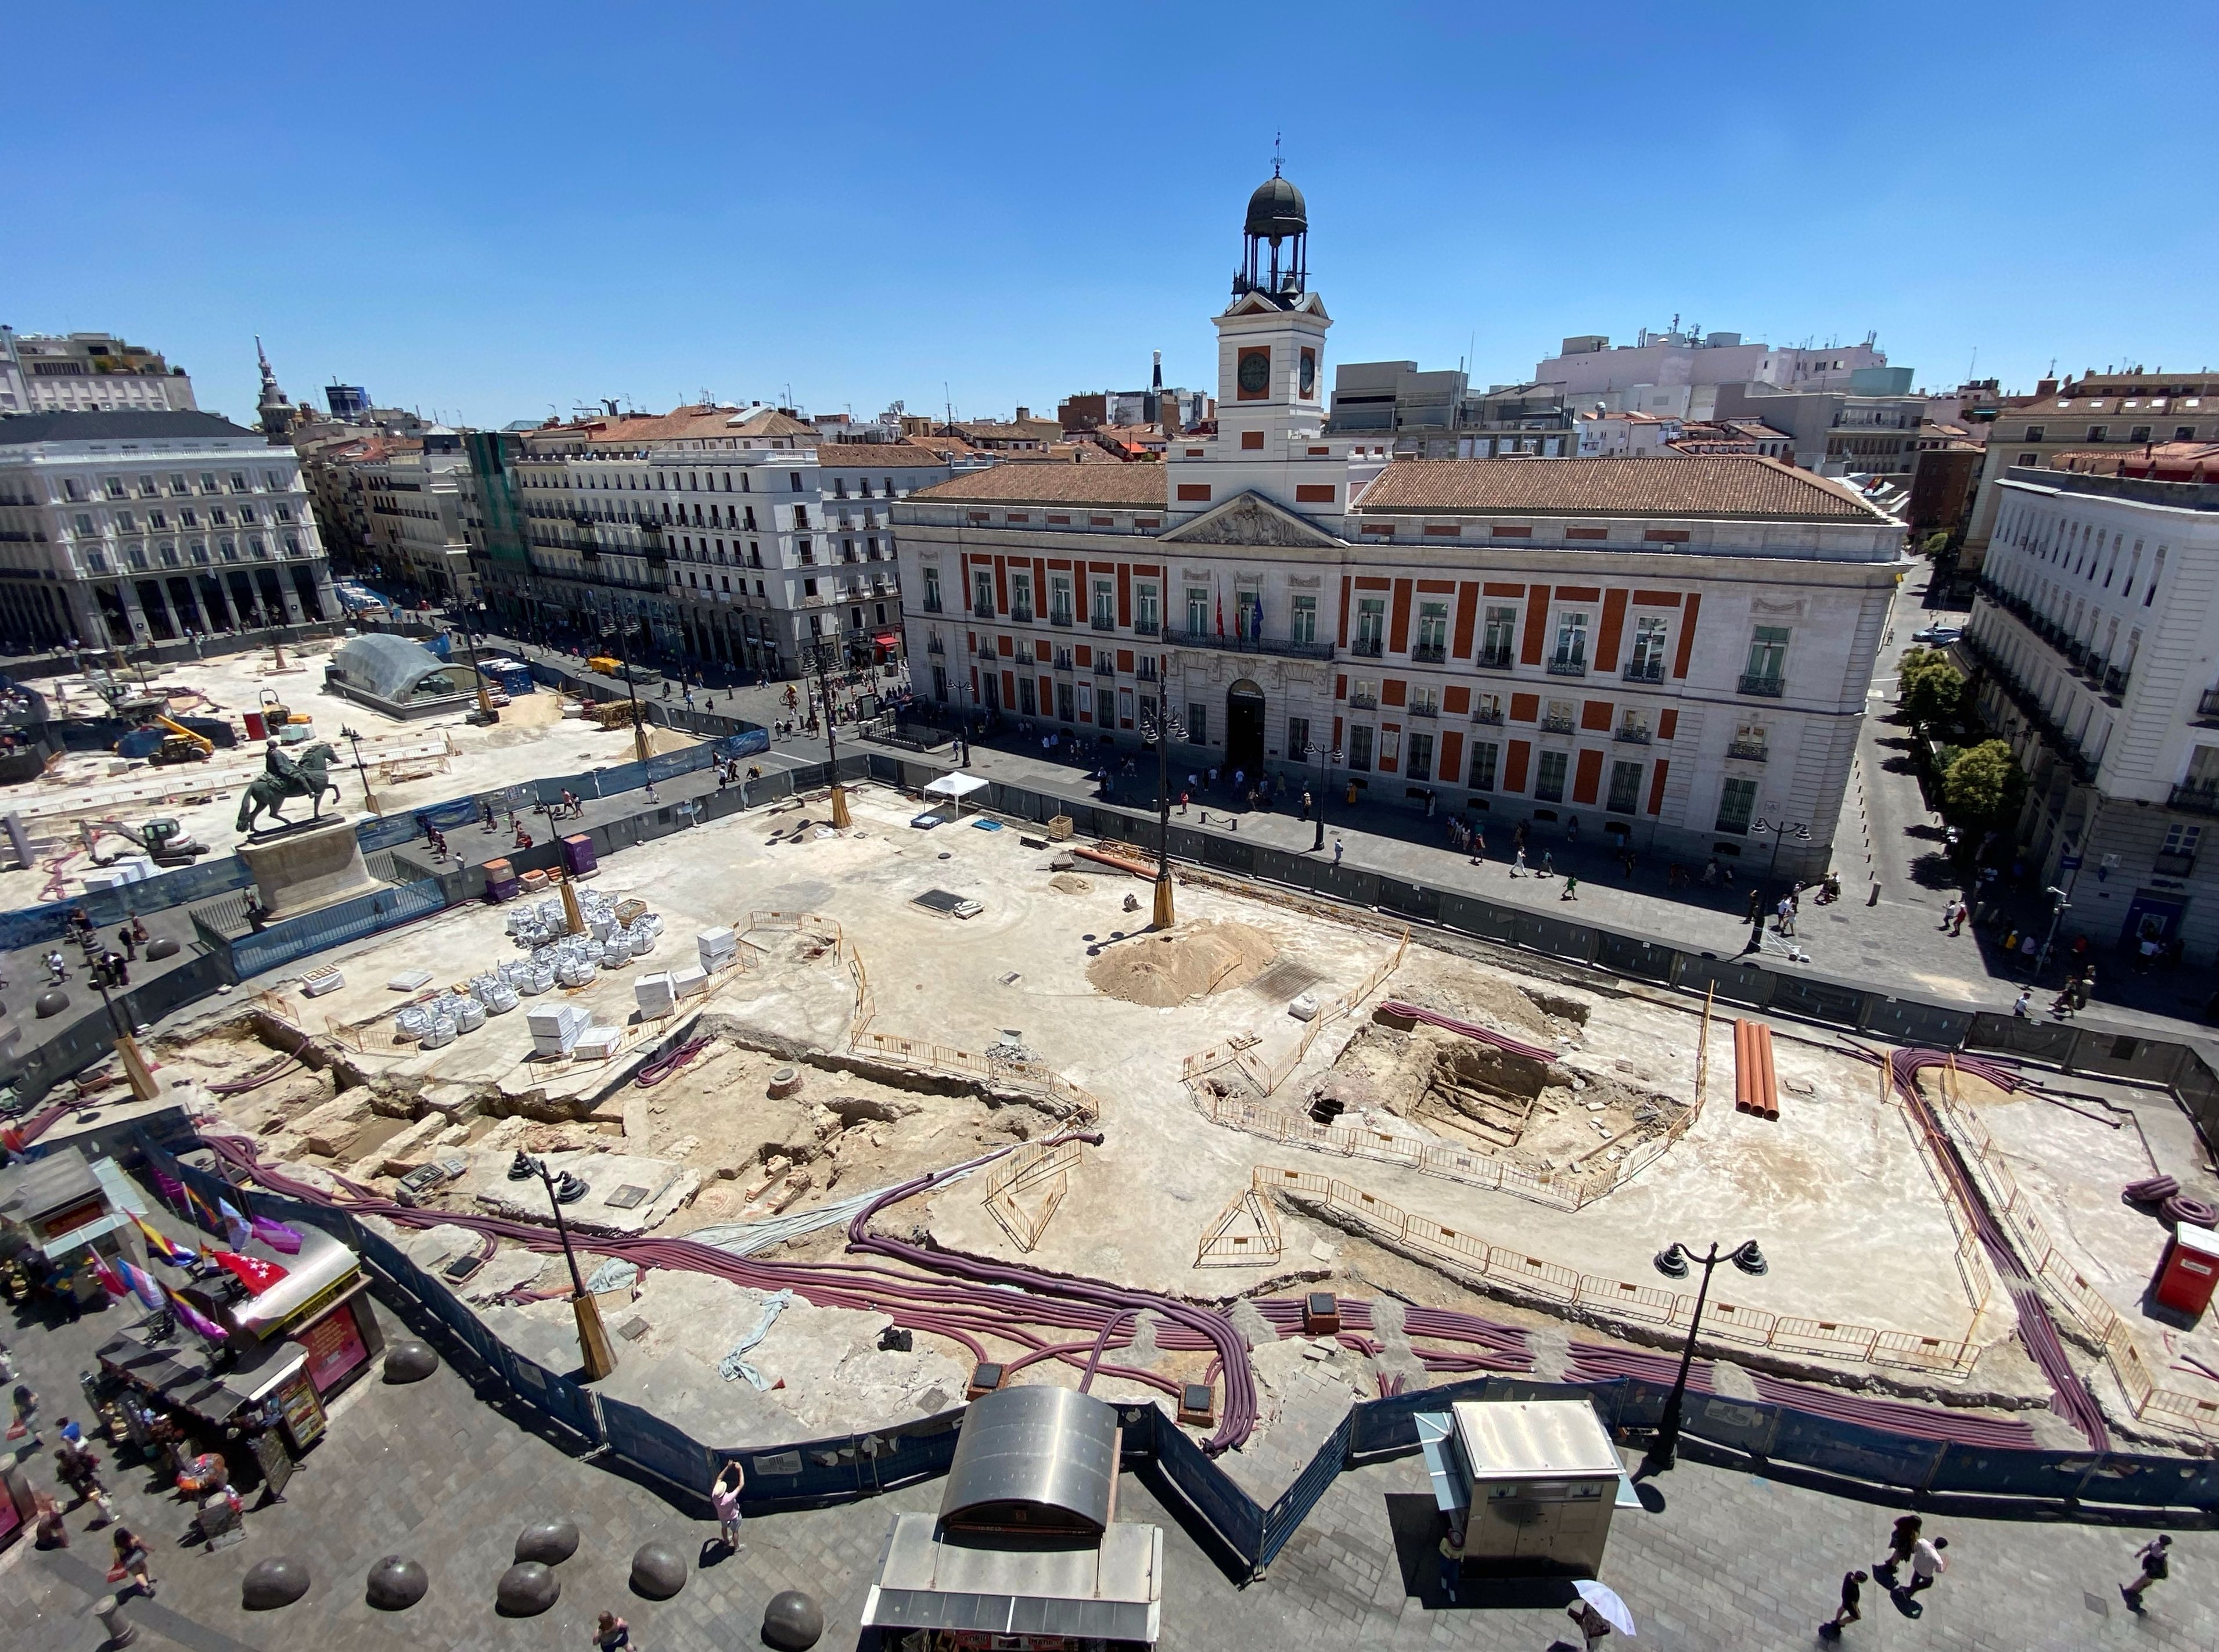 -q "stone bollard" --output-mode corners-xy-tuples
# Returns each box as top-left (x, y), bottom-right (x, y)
(94, 1593), (137, 1646)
